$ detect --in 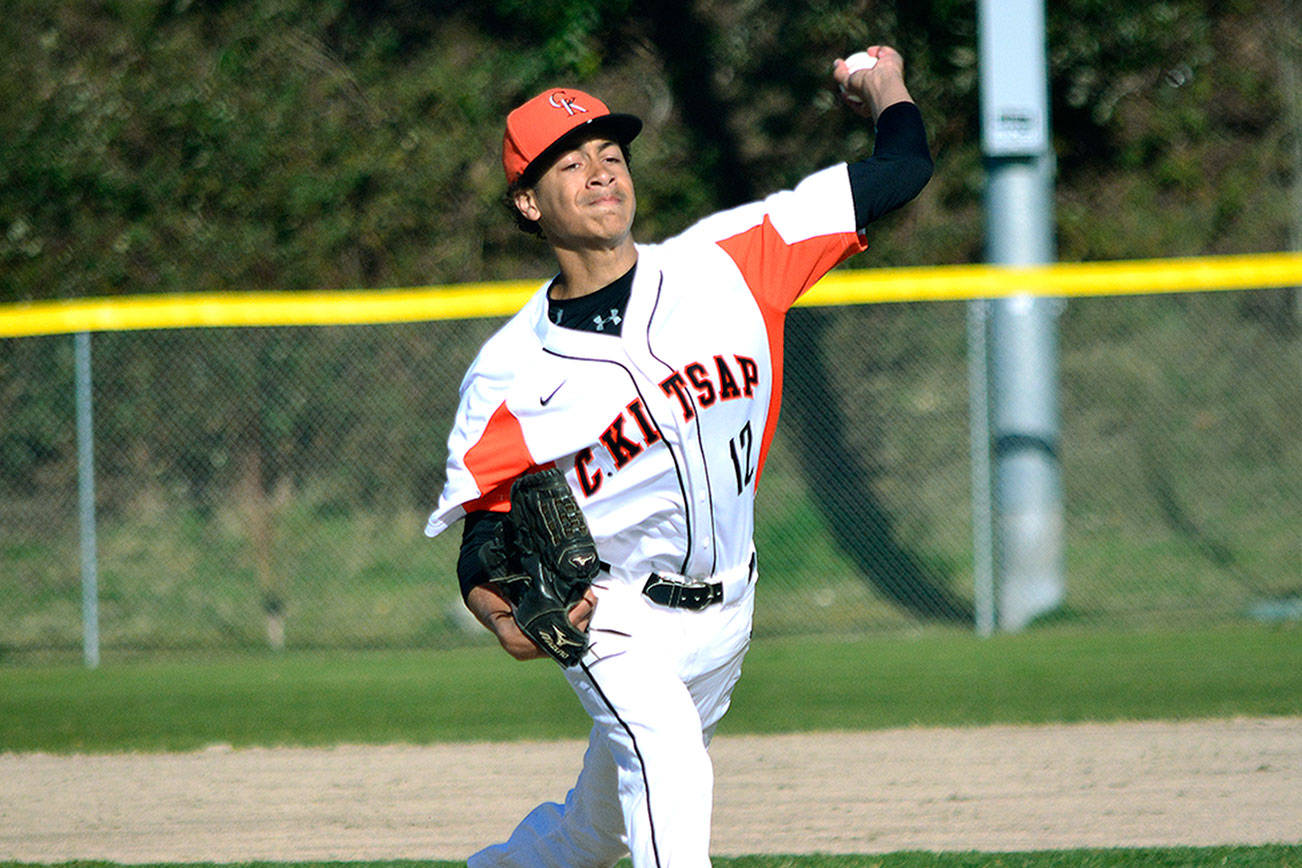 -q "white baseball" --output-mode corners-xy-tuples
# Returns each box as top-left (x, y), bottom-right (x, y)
(844, 51), (878, 73)
(840, 51), (878, 104)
